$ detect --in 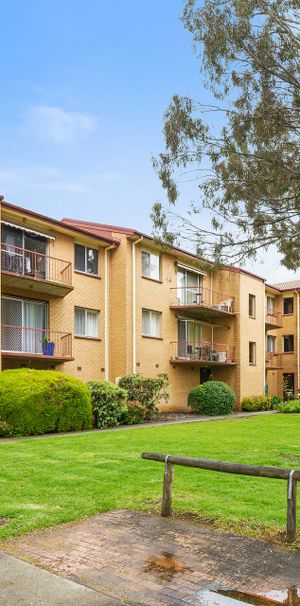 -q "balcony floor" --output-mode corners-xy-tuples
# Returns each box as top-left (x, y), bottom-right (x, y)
(2, 351), (74, 363)
(1, 271), (73, 298)
(170, 304), (236, 320)
(170, 358), (236, 367)
(265, 320), (283, 331)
